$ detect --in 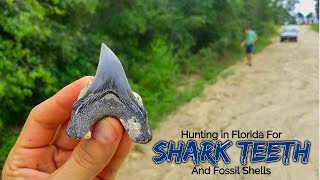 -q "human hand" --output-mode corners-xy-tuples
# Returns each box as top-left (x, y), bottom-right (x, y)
(2, 76), (133, 180)
(253, 39), (257, 44)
